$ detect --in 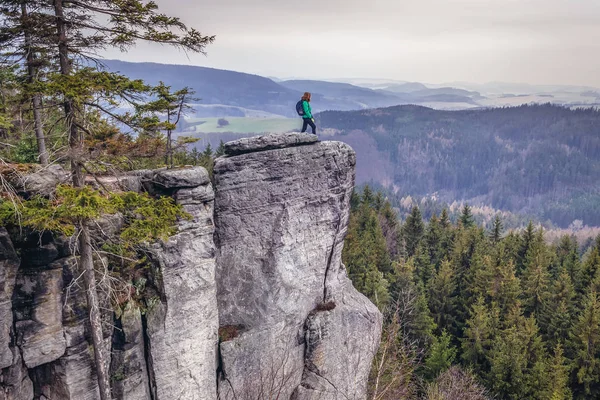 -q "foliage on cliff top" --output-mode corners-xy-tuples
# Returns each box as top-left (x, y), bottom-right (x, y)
(0, 184), (188, 242)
